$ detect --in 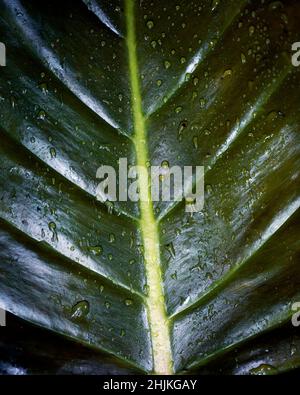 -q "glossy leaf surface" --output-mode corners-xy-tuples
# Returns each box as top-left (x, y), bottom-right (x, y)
(0, 0), (300, 374)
